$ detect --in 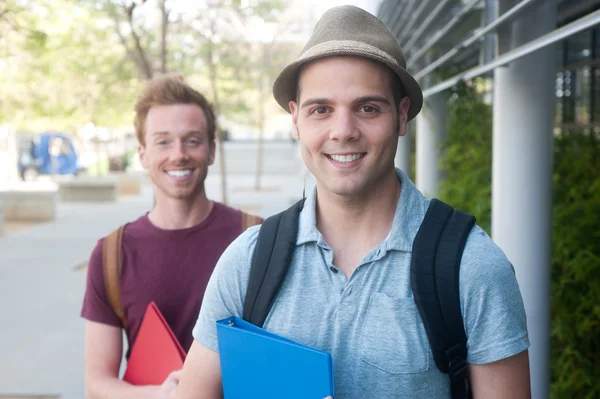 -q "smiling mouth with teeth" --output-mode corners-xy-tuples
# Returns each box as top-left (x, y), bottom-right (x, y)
(167, 169), (193, 178)
(327, 154), (364, 163)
